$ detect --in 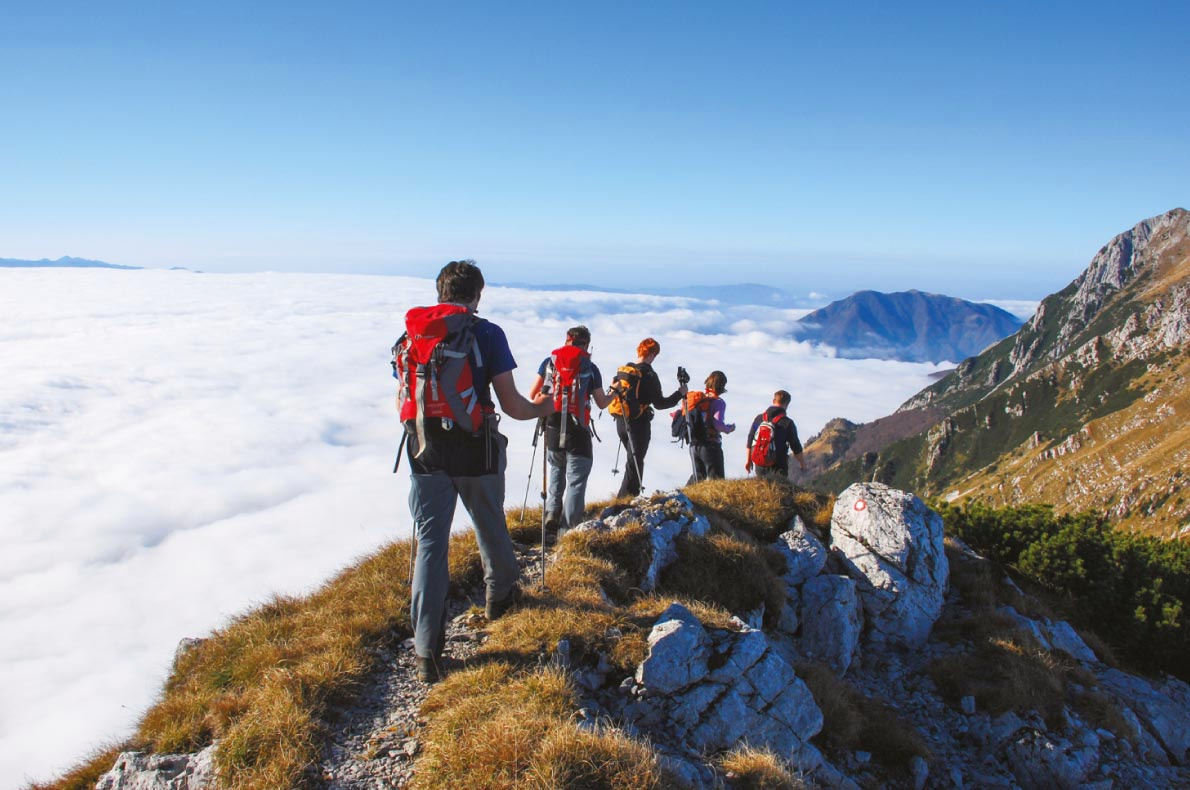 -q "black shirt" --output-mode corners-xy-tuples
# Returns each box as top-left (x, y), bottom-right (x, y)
(746, 406), (803, 472)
